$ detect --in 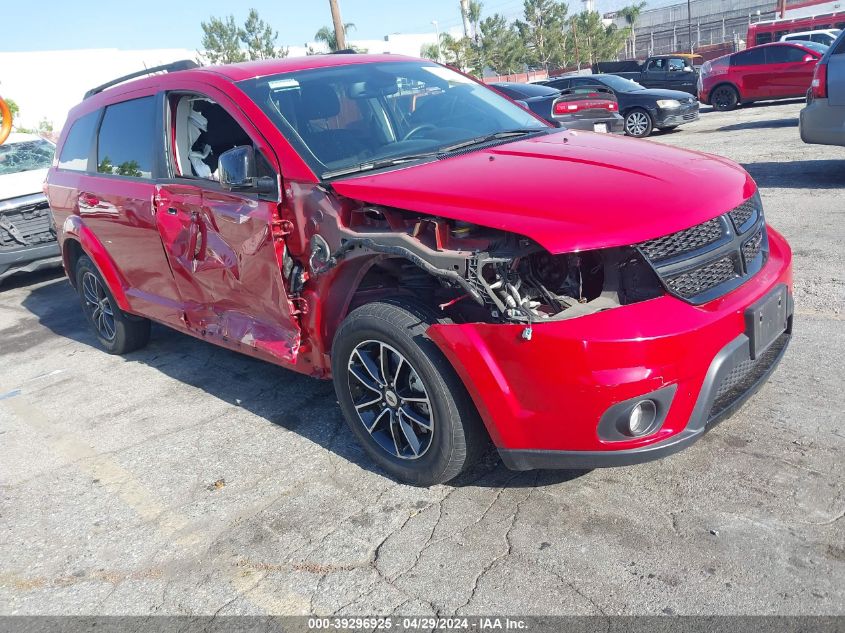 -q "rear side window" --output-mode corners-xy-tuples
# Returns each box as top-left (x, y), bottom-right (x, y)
(58, 111), (99, 171)
(97, 96), (156, 179)
(732, 48), (766, 66)
(766, 45), (807, 63)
